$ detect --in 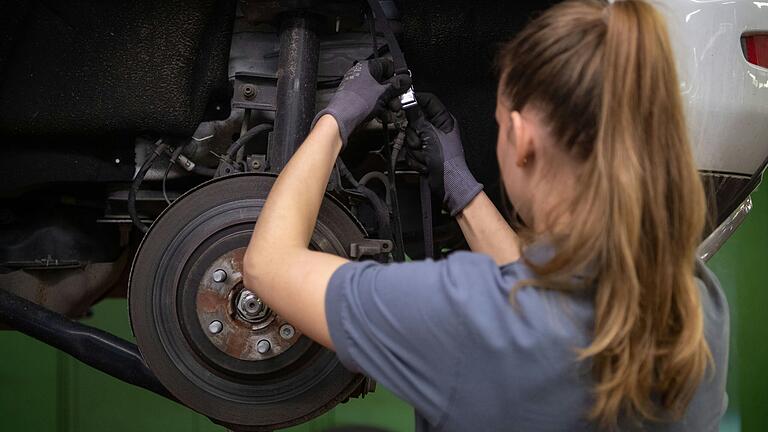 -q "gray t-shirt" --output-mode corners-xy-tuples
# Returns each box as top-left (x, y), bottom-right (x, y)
(325, 248), (729, 431)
